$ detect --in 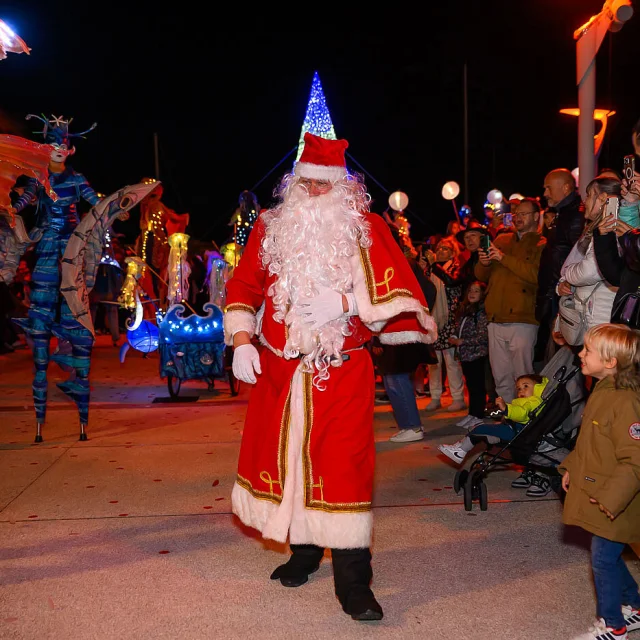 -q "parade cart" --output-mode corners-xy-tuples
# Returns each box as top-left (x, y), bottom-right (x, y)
(158, 302), (238, 399)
